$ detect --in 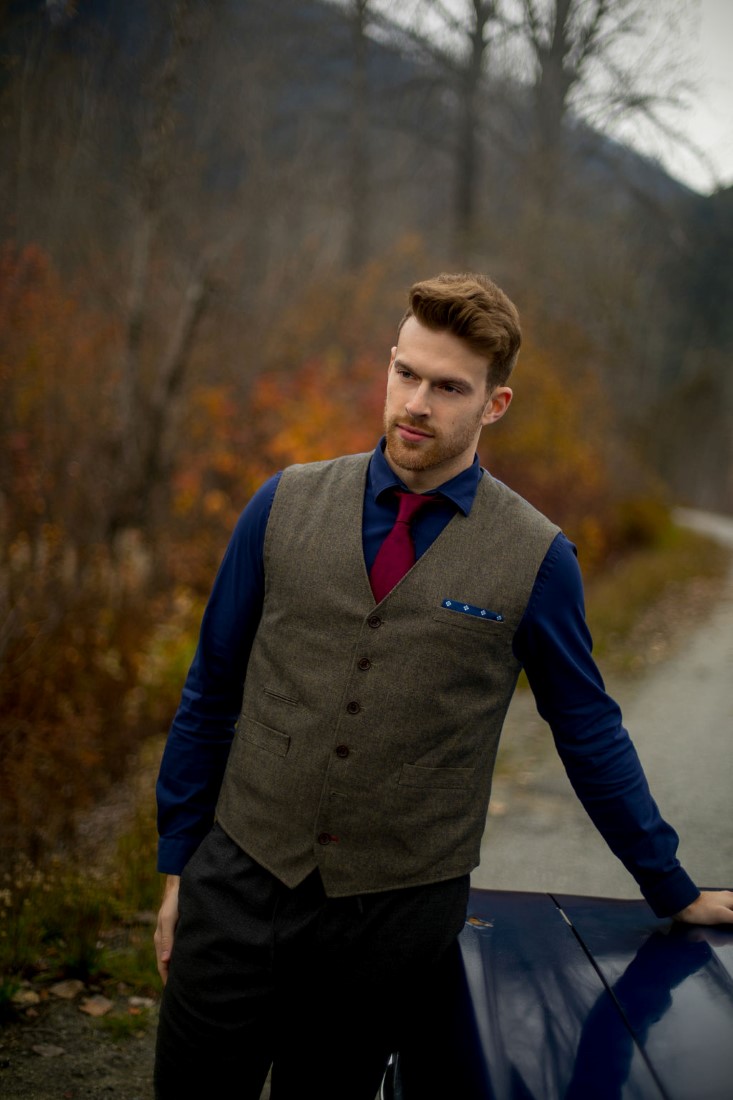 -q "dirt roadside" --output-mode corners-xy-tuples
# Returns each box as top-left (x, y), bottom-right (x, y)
(0, 990), (158, 1100)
